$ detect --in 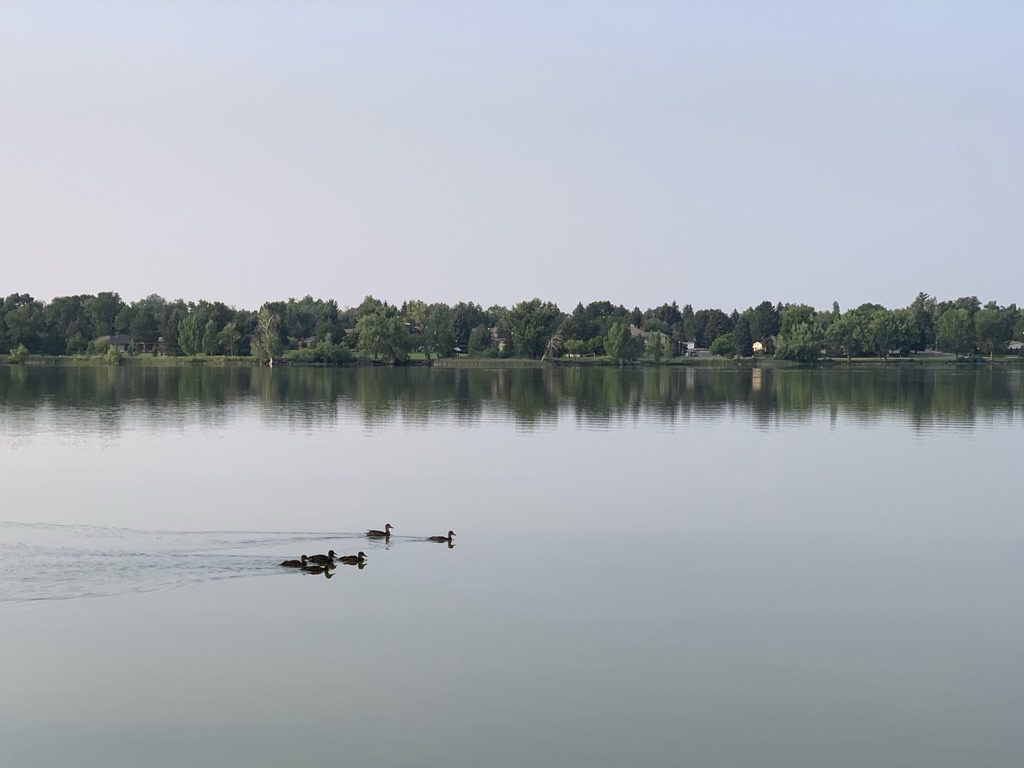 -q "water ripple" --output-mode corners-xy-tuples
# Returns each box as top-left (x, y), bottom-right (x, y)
(0, 522), (369, 603)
